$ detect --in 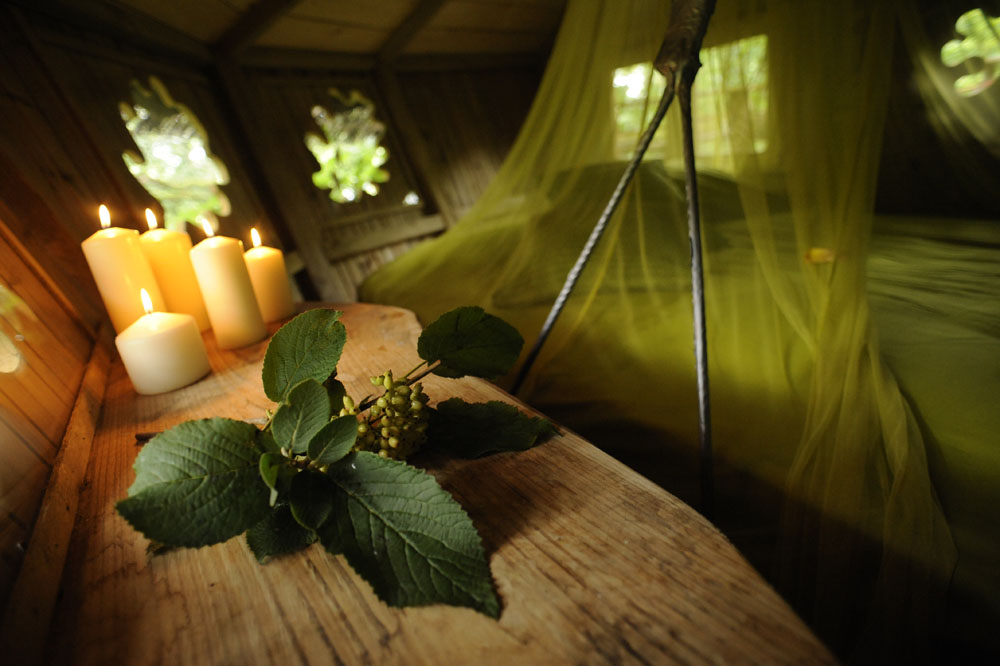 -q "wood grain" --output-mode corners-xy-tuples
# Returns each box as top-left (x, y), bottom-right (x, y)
(0, 223), (94, 608)
(46, 303), (835, 665)
(397, 67), (540, 219)
(0, 326), (111, 666)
